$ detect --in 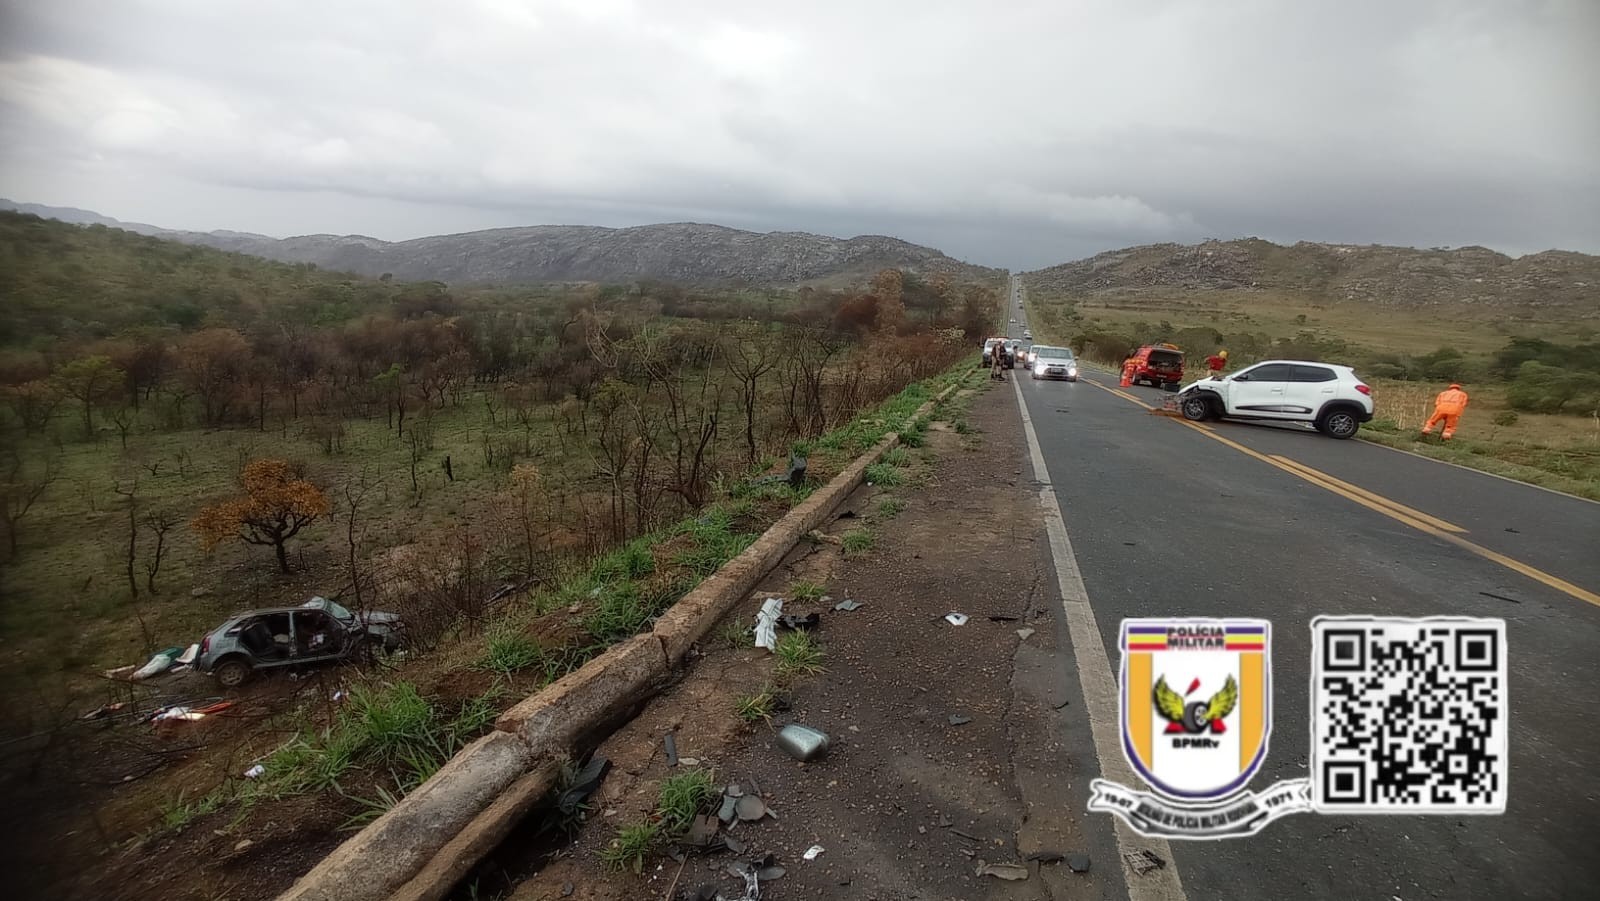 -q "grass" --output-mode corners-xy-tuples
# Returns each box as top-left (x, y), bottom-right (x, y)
(715, 616), (749, 649)
(841, 527), (876, 557)
(788, 579), (825, 602)
(734, 685), (778, 724)
(954, 418), (973, 435)
(864, 462), (906, 487)
(656, 768), (717, 836)
(773, 631), (826, 681)
(582, 582), (652, 643)
(881, 447), (910, 467)
(598, 820), (659, 874)
(479, 625), (543, 675)
(875, 496), (906, 518)
(158, 788), (225, 832)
